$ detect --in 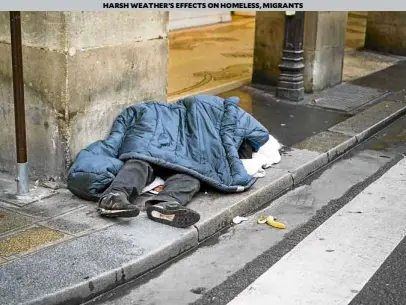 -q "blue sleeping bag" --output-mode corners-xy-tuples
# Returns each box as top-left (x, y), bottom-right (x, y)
(67, 95), (269, 201)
